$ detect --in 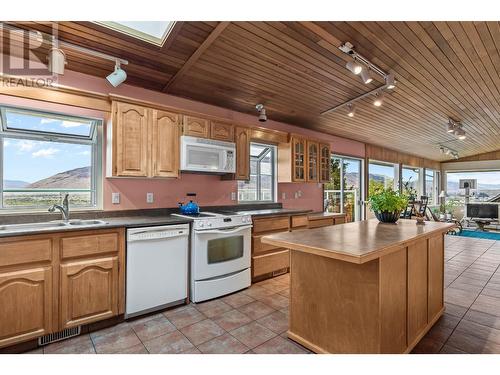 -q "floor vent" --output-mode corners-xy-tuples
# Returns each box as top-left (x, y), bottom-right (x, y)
(38, 326), (81, 346)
